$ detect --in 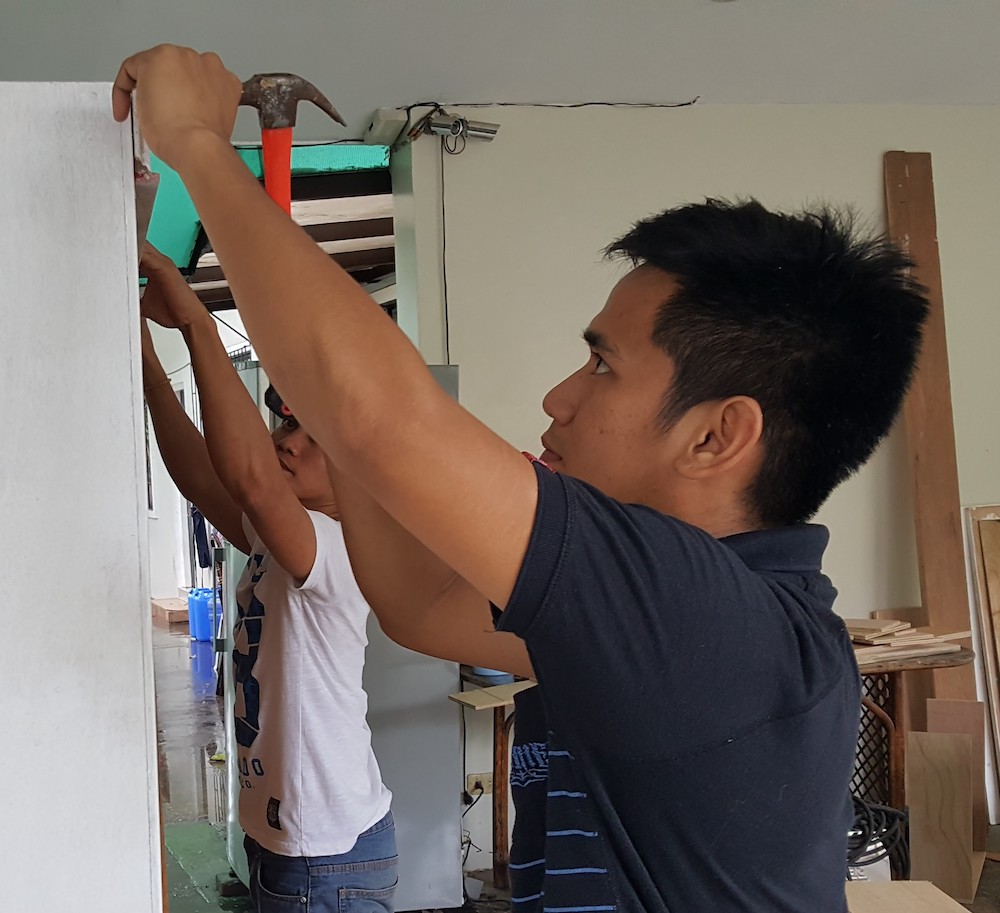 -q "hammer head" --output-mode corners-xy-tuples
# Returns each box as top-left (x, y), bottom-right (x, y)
(240, 73), (346, 130)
